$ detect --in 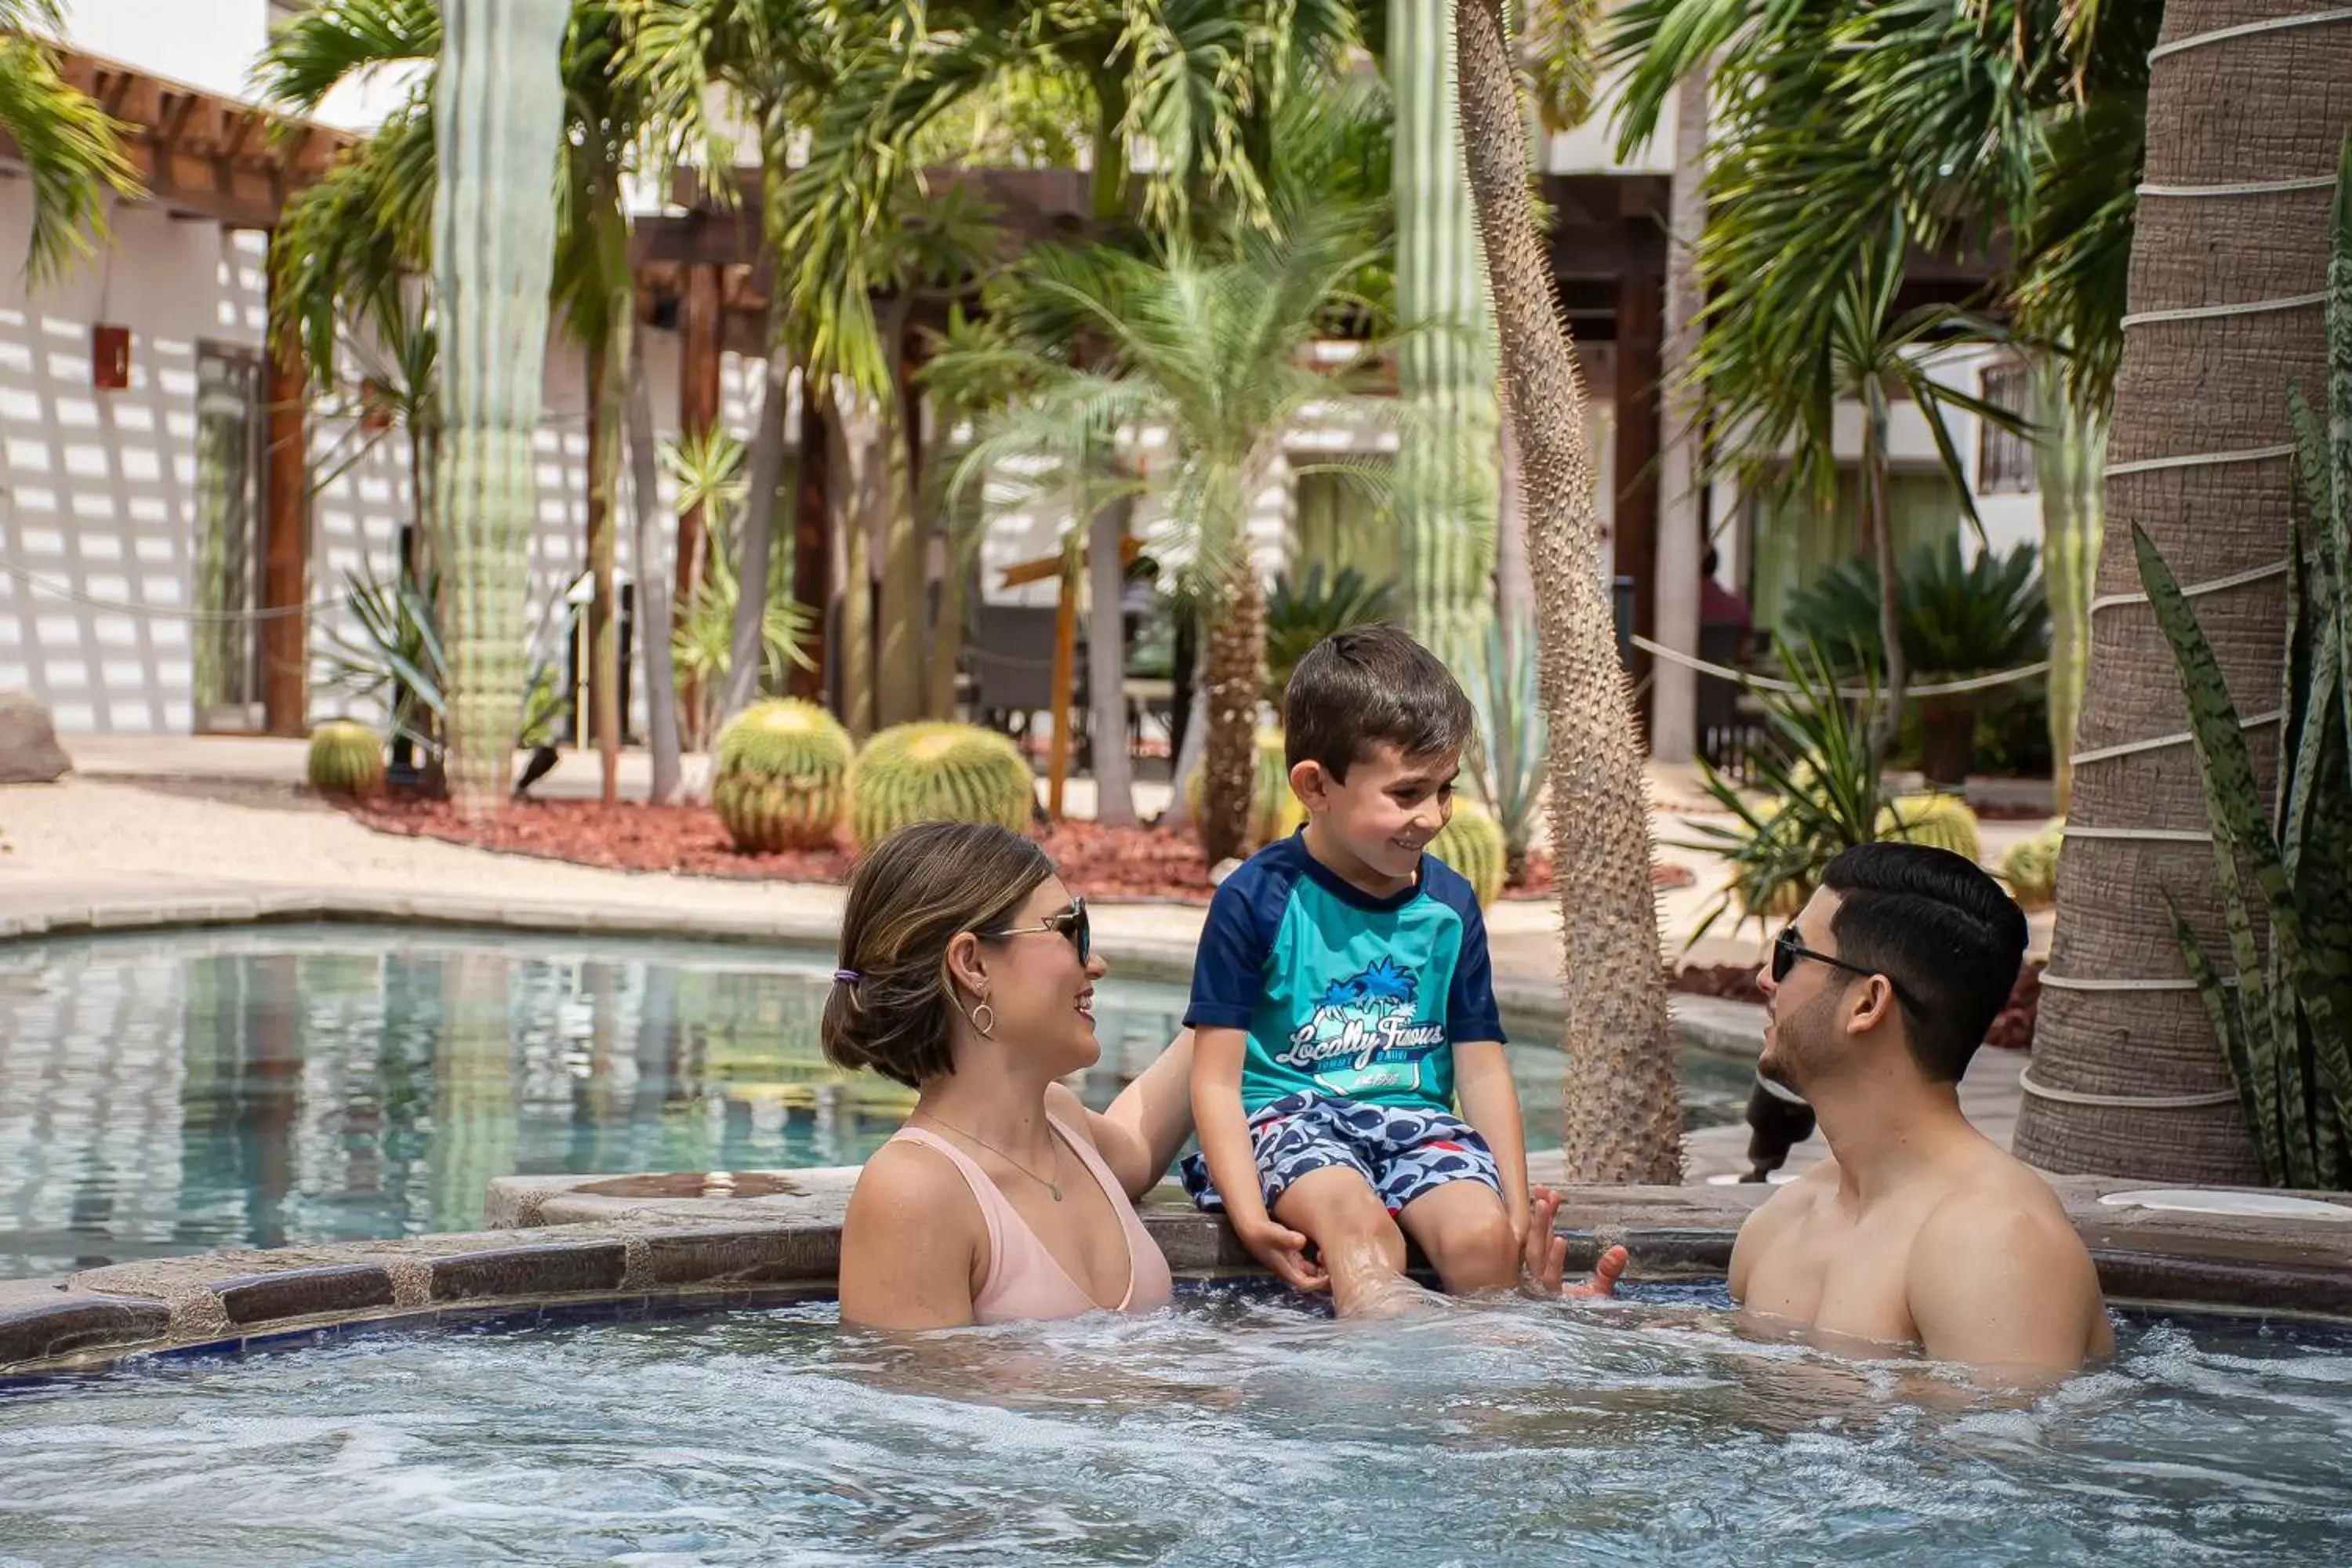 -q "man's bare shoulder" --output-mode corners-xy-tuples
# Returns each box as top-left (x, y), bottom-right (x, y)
(1729, 1160), (1838, 1297)
(1904, 1145), (2111, 1374)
